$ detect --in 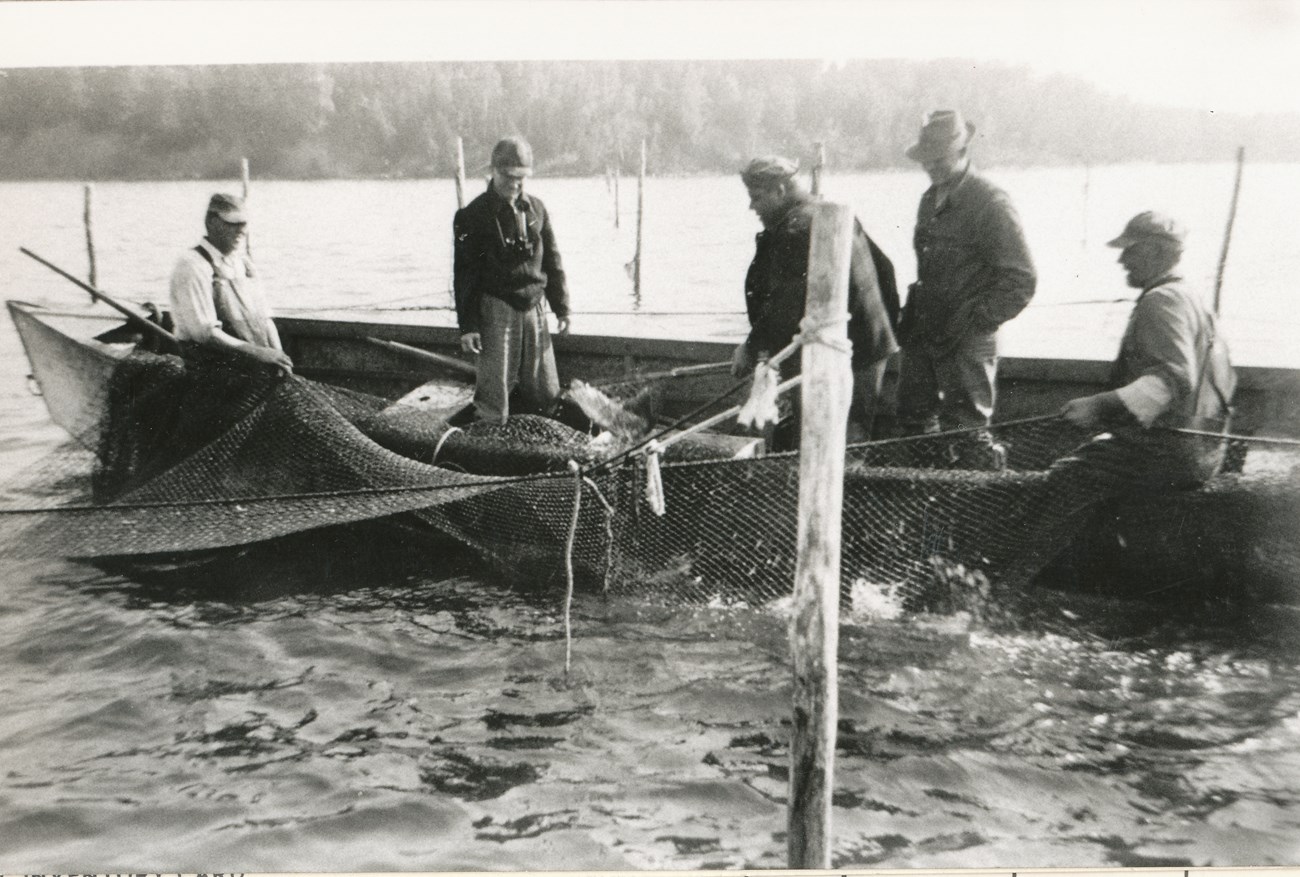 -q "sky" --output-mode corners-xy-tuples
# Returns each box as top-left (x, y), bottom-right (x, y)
(1, 0), (1298, 114)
